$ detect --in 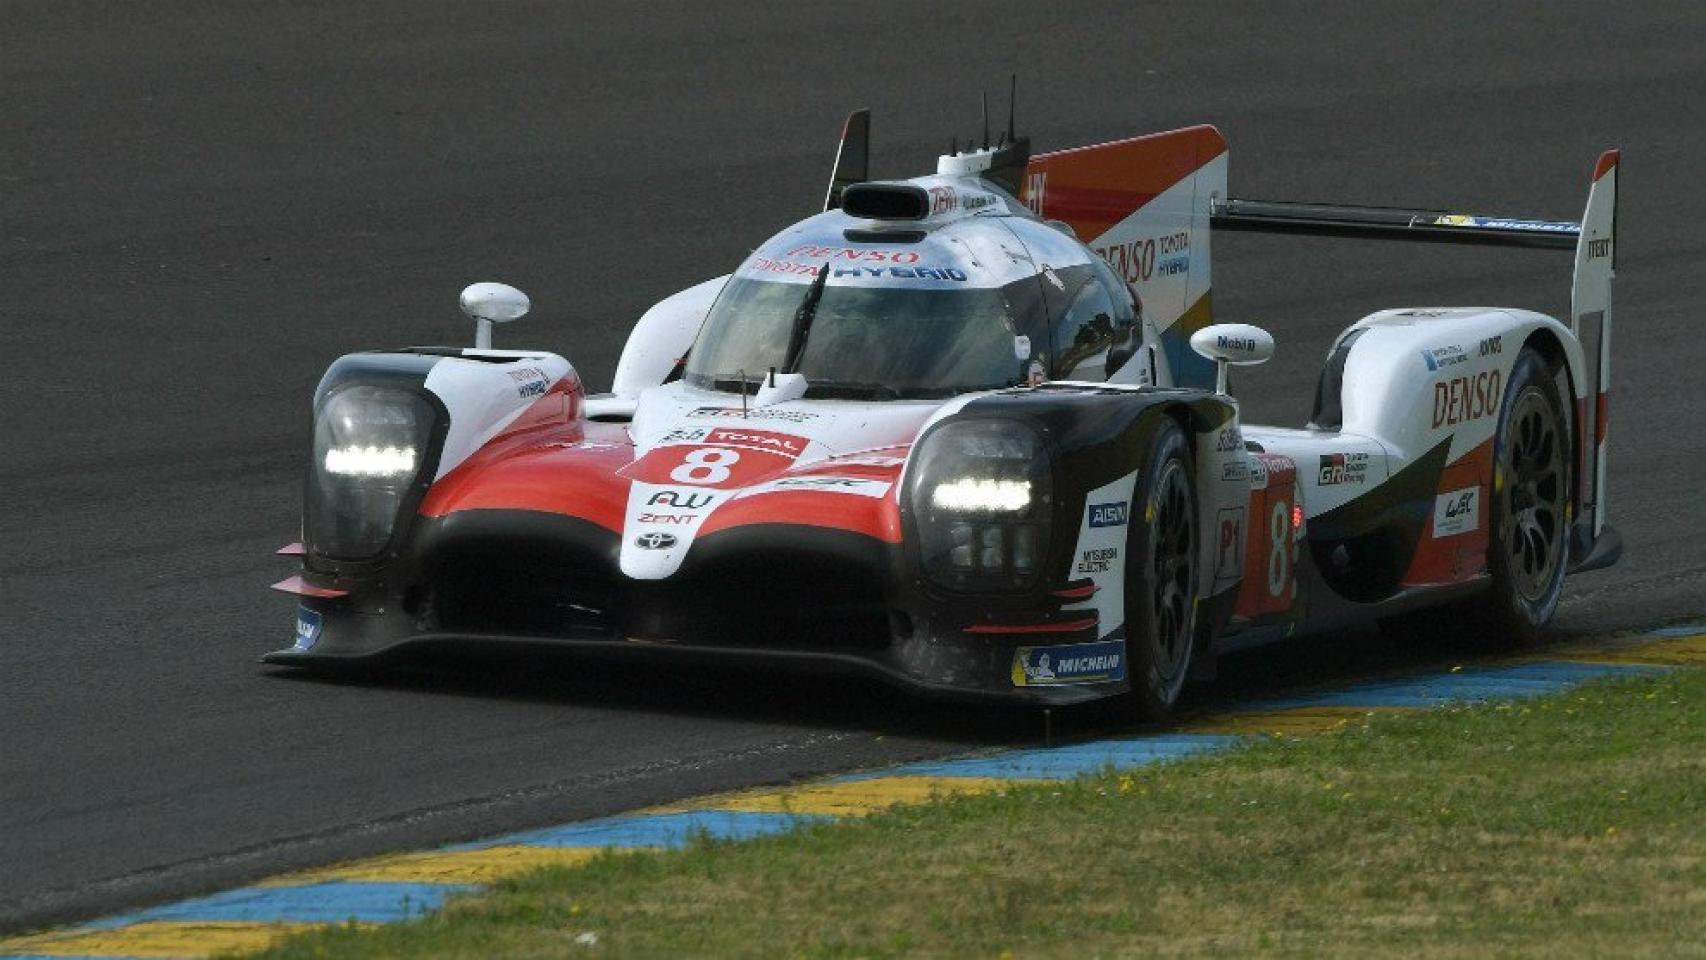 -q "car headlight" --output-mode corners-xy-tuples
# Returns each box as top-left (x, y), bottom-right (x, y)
(906, 419), (1052, 591)
(306, 385), (436, 560)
